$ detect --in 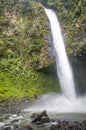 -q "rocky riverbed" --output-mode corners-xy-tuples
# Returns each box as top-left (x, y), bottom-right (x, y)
(0, 98), (86, 130)
(0, 98), (31, 115)
(0, 109), (86, 130)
